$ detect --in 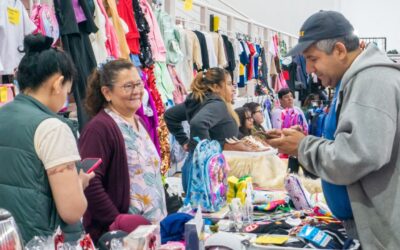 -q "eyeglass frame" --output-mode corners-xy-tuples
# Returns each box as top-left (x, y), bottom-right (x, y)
(113, 80), (144, 93)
